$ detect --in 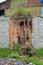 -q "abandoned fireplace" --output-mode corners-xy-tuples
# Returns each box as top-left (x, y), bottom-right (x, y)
(9, 14), (33, 48)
